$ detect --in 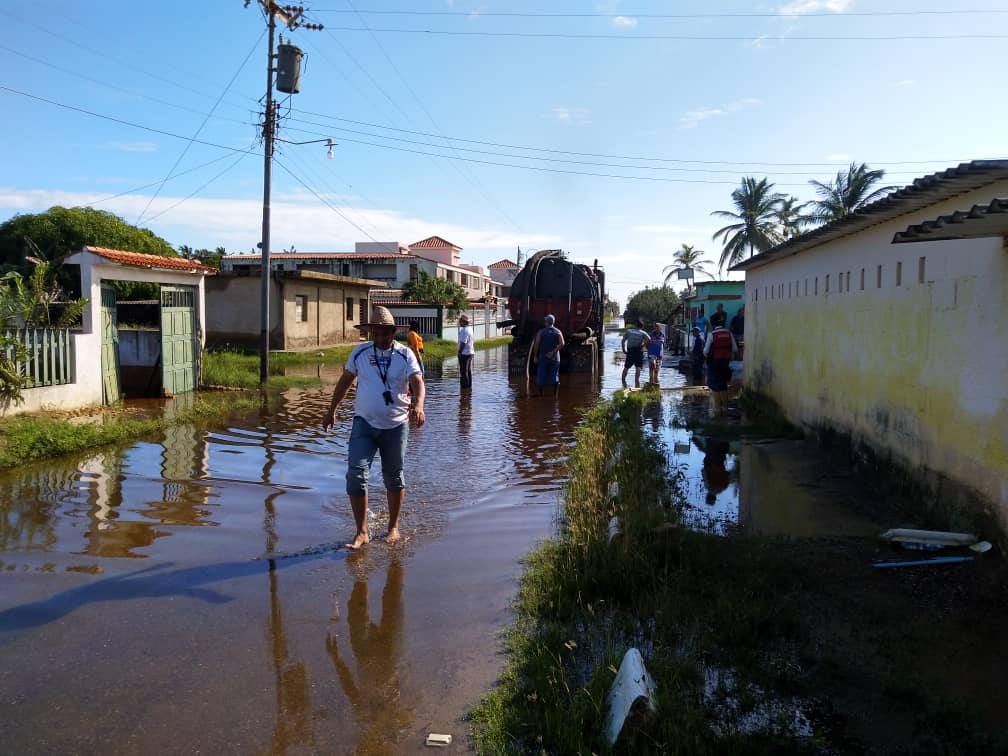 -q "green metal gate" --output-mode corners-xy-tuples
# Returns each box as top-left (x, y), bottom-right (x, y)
(101, 285), (121, 404)
(160, 285), (197, 395)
